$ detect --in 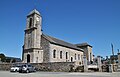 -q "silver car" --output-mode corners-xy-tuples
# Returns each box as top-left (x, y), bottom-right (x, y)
(19, 64), (36, 73)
